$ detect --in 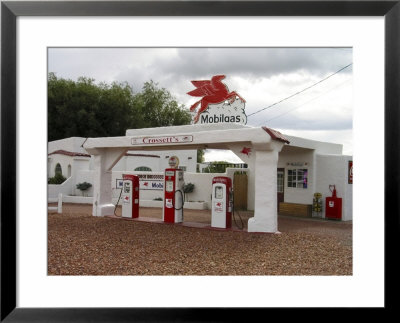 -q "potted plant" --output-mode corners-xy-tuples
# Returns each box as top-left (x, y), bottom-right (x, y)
(183, 183), (195, 202)
(76, 182), (92, 197)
